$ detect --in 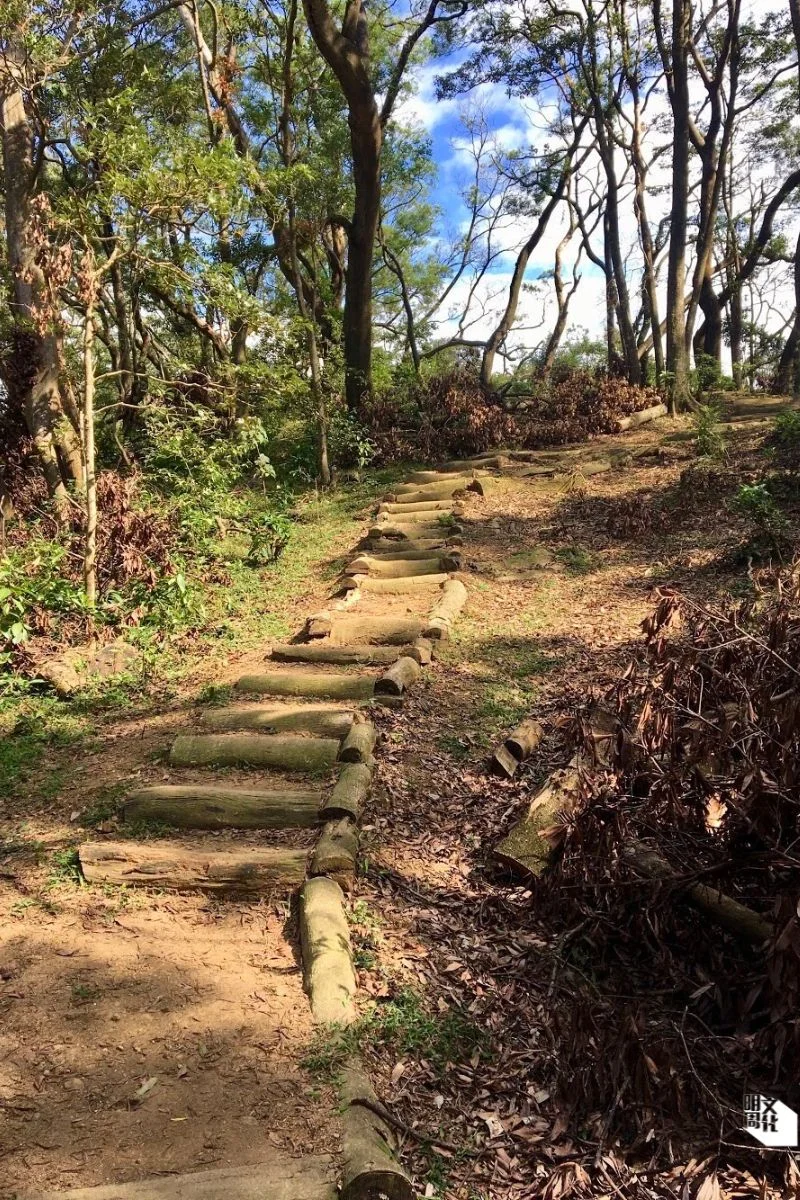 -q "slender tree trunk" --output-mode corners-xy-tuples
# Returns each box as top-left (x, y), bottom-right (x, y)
(658, 0), (692, 411)
(542, 221), (579, 377)
(83, 298), (98, 609)
(776, 231), (800, 395)
(1, 57), (83, 503)
(630, 88), (664, 384)
(344, 100), (381, 407)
